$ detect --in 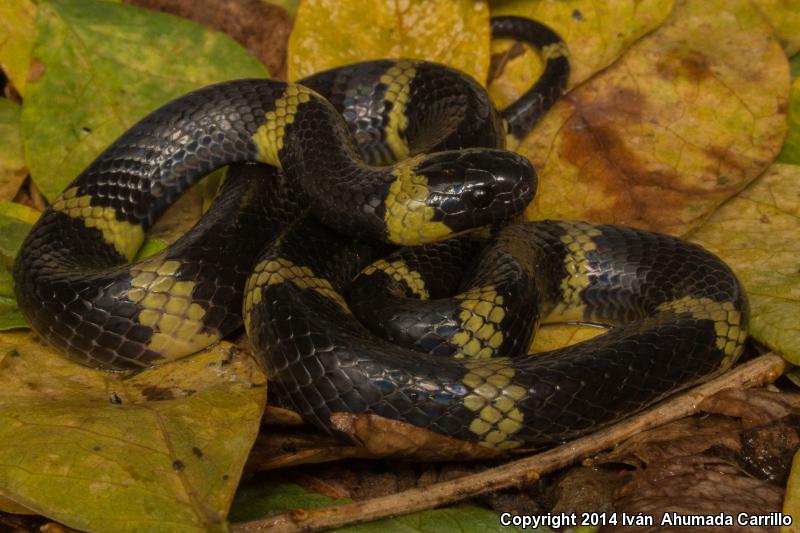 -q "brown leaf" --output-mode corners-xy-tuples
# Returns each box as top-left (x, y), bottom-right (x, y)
(699, 388), (800, 427)
(488, 0), (674, 104)
(520, 0), (789, 236)
(596, 388), (800, 482)
(329, 412), (503, 461)
(246, 430), (366, 471)
(604, 456), (784, 533)
(550, 466), (628, 518)
(124, 0), (292, 79)
(595, 415), (744, 468)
